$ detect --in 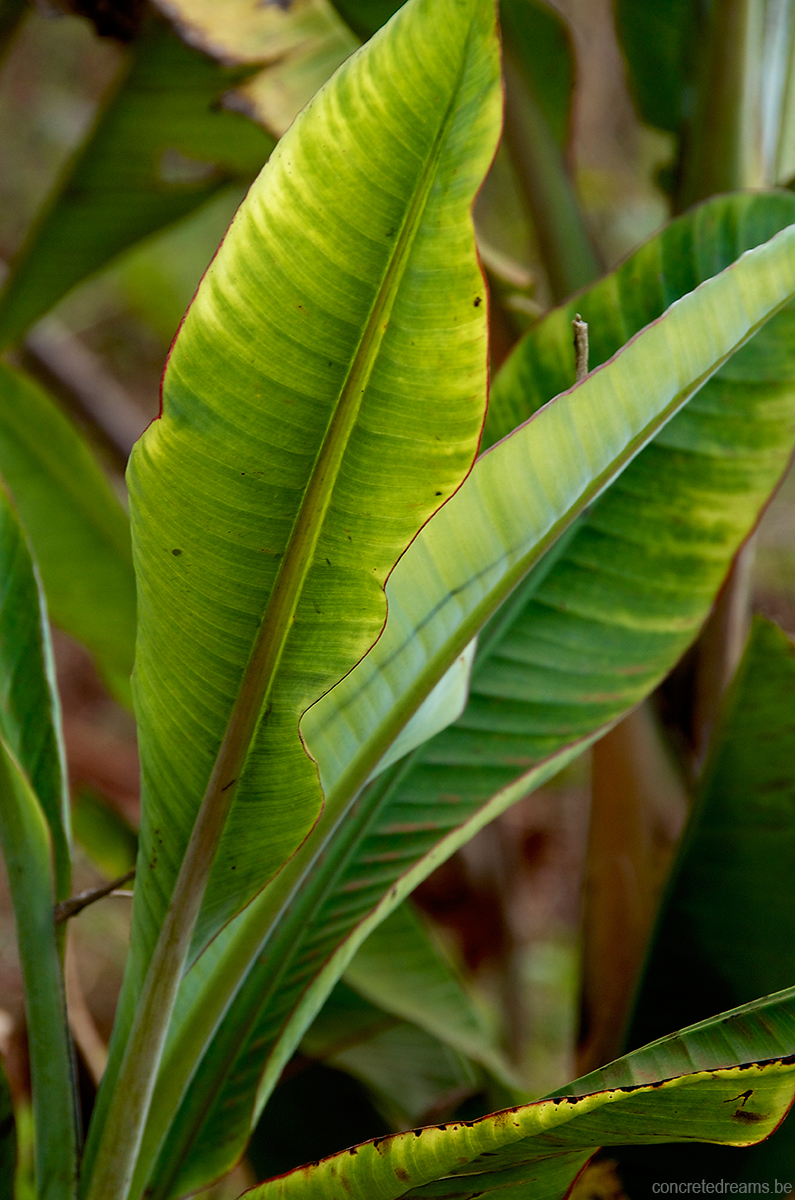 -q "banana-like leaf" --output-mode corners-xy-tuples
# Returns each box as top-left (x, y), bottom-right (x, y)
(0, 362), (135, 705)
(0, 16), (274, 349)
(252, 984), (795, 1199)
(84, 0), (502, 1189)
(343, 902), (518, 1089)
(127, 196), (795, 1197)
(499, 0), (573, 149)
(621, 616), (795, 1183)
(249, 1047), (795, 1199)
(0, 486), (77, 1199)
